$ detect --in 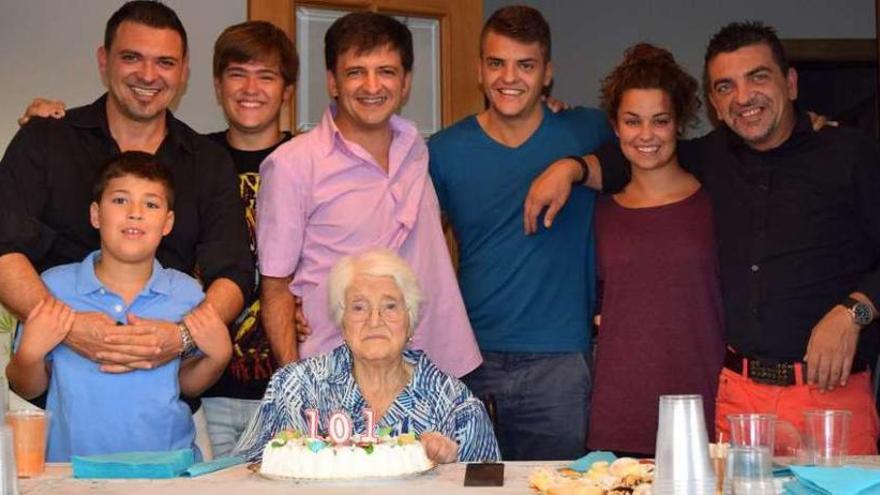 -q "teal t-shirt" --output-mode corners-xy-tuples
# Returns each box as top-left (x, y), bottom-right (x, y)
(428, 106), (613, 353)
